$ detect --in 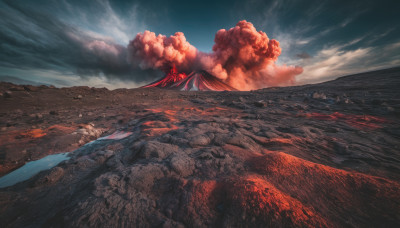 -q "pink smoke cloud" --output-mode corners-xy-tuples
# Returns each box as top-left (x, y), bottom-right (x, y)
(128, 20), (303, 90)
(128, 30), (197, 72)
